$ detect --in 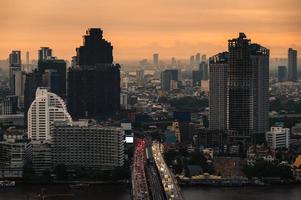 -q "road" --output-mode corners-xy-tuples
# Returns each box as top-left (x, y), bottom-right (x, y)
(132, 139), (150, 200)
(152, 142), (184, 200)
